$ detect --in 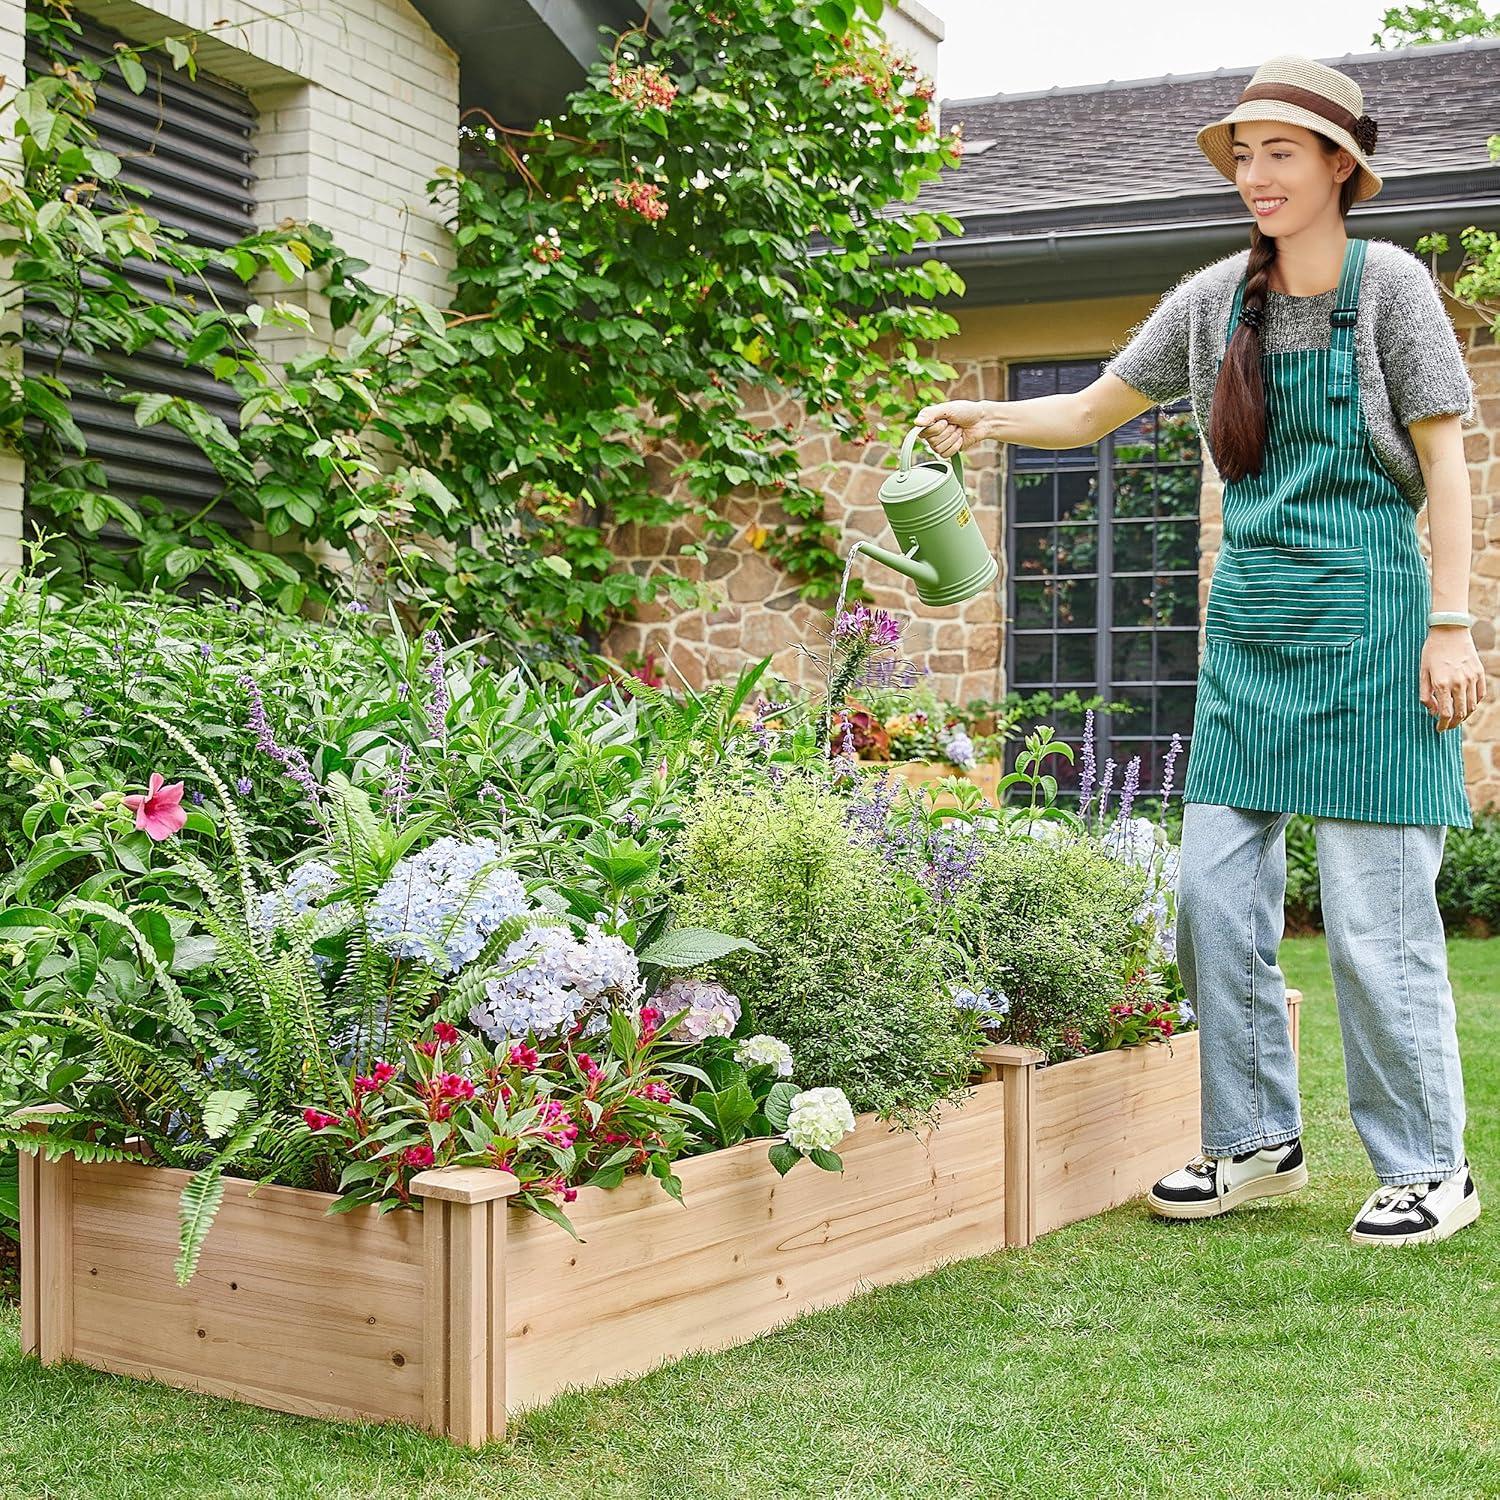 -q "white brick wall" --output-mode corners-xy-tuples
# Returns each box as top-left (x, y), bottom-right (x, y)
(0, 0), (460, 571)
